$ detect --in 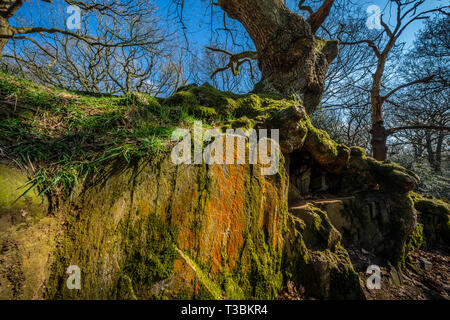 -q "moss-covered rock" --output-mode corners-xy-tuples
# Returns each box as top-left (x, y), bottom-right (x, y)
(412, 193), (450, 247)
(0, 75), (427, 300)
(283, 205), (364, 299)
(0, 164), (52, 299)
(407, 223), (426, 251)
(303, 120), (350, 174)
(1, 153), (288, 299)
(0, 164), (48, 232)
